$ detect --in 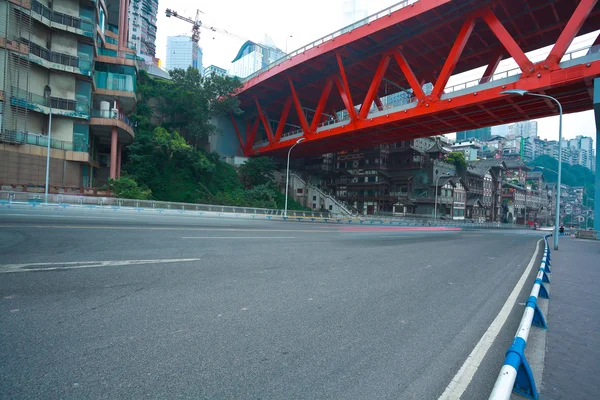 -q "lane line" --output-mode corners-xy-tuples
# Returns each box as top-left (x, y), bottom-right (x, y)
(0, 225), (339, 233)
(0, 258), (201, 274)
(438, 239), (542, 400)
(182, 236), (295, 239)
